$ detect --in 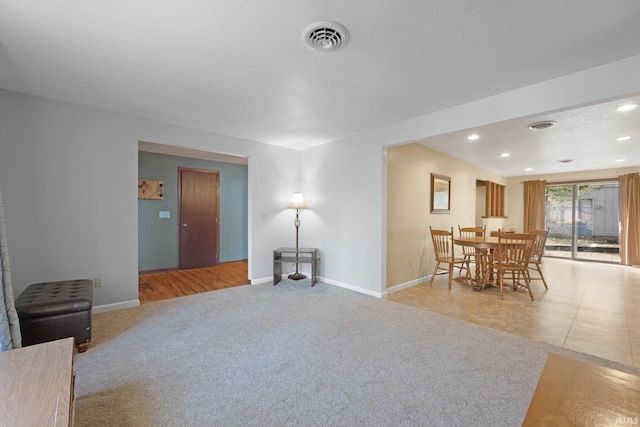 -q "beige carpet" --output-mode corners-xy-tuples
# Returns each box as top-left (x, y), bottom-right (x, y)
(73, 280), (639, 426)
